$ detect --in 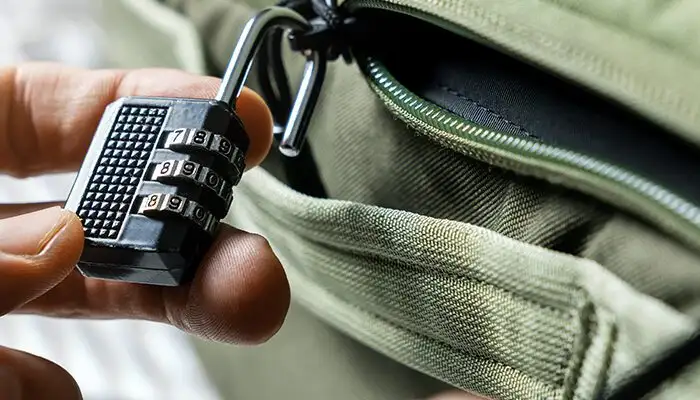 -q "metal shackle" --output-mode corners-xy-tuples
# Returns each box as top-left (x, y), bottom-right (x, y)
(215, 6), (327, 157)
